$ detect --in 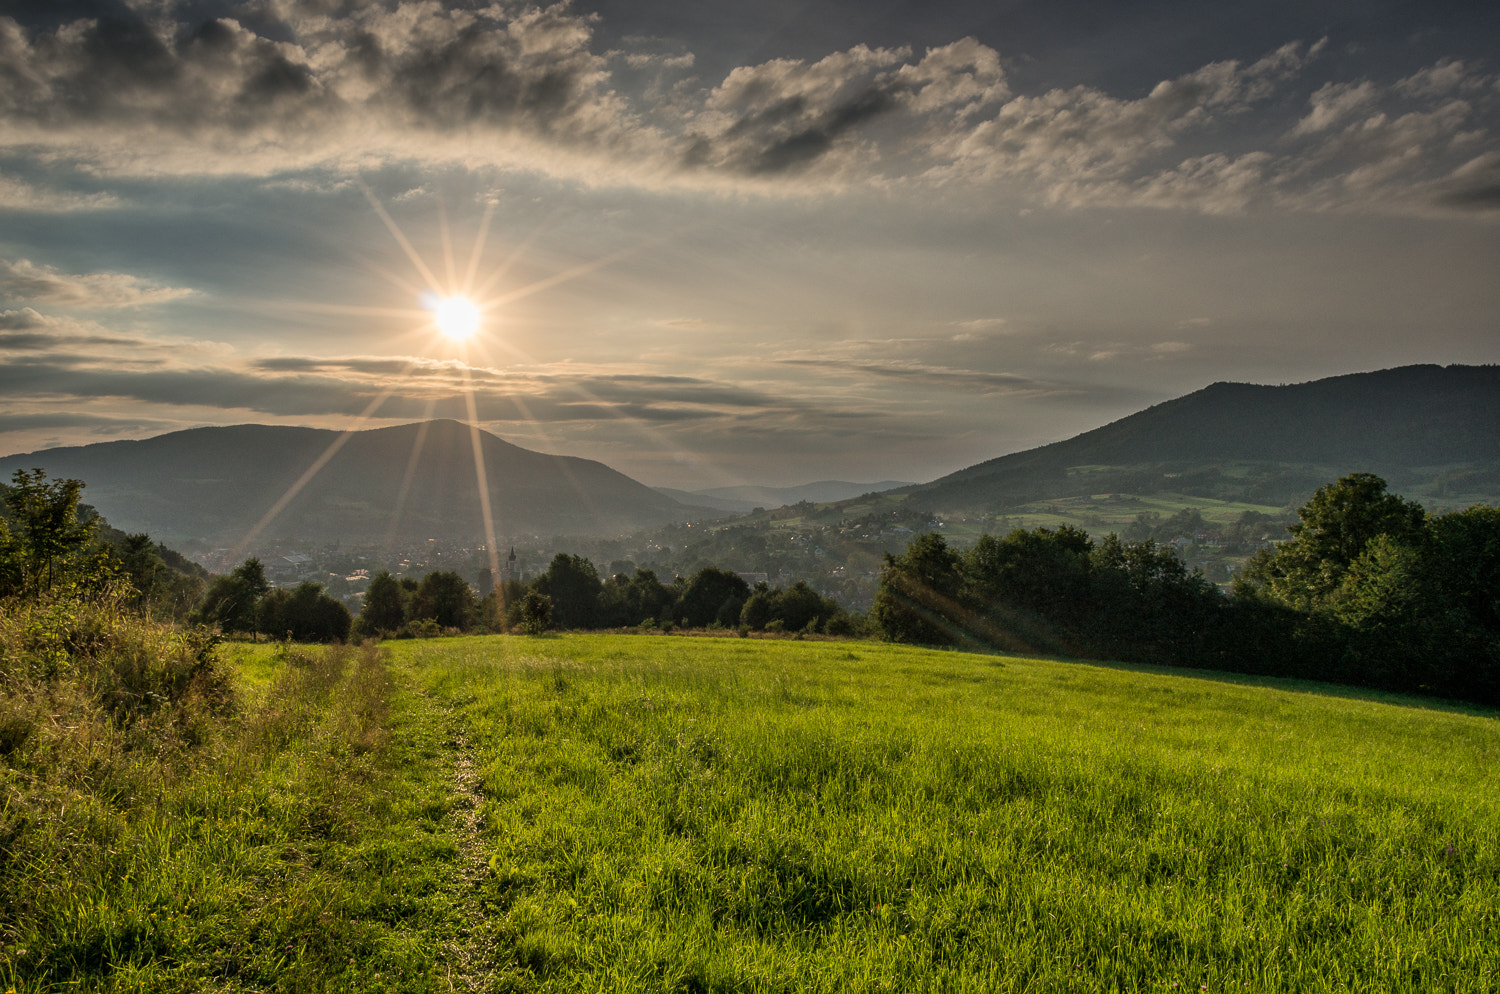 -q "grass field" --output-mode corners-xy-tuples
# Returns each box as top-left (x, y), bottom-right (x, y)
(4, 633), (1497, 991)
